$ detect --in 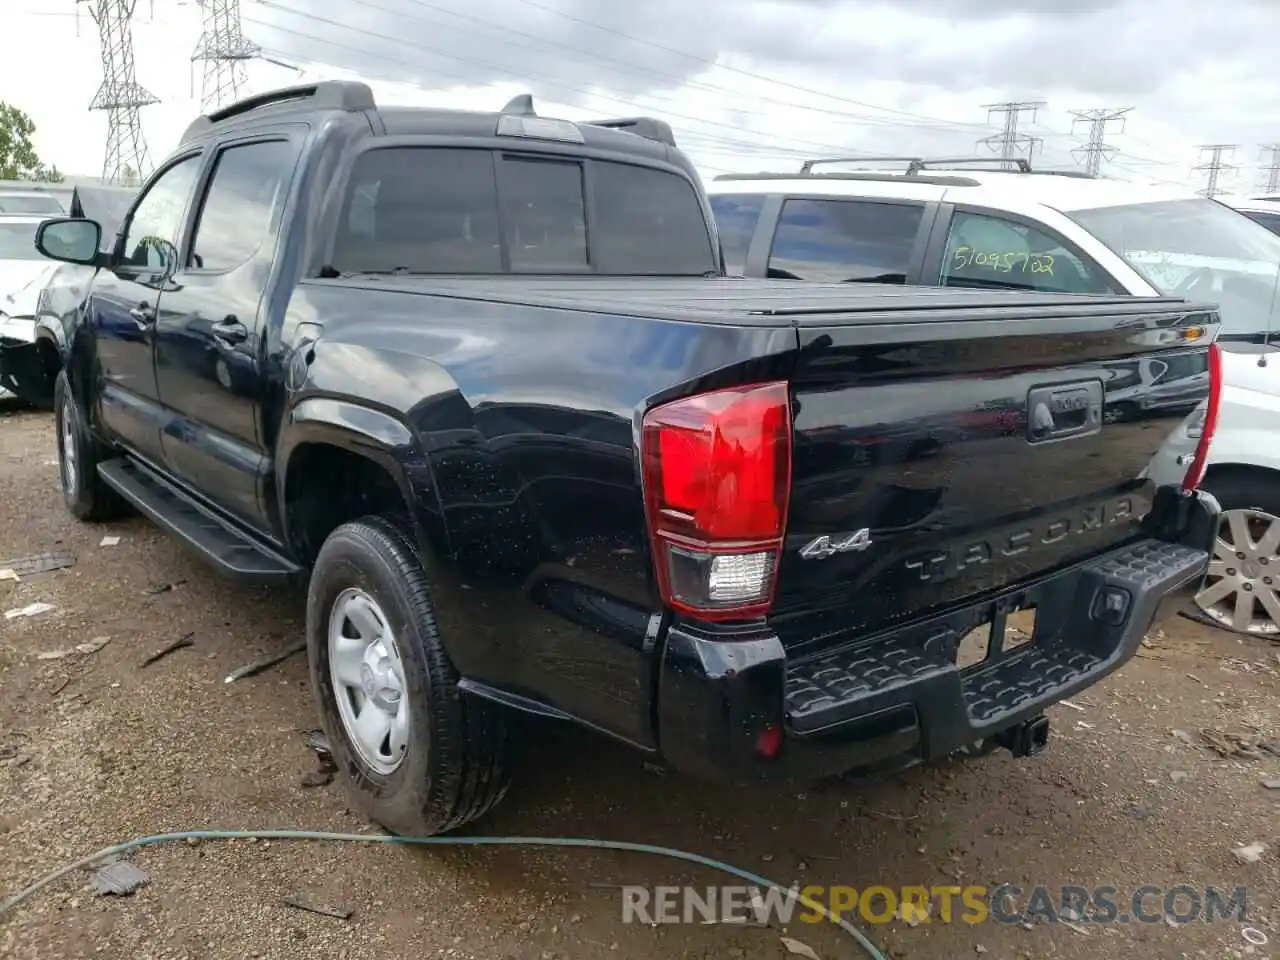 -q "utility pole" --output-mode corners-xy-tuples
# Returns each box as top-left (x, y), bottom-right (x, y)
(1260, 144), (1280, 193)
(79, 0), (158, 185)
(192, 0), (261, 110)
(1069, 107), (1132, 177)
(977, 100), (1046, 167)
(1195, 144), (1237, 197)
